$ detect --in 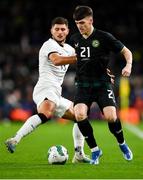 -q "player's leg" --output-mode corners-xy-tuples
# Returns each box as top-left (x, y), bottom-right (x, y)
(62, 106), (85, 154)
(5, 85), (59, 153)
(56, 98), (90, 163)
(5, 99), (56, 153)
(74, 103), (102, 165)
(103, 106), (133, 161)
(99, 84), (133, 161)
